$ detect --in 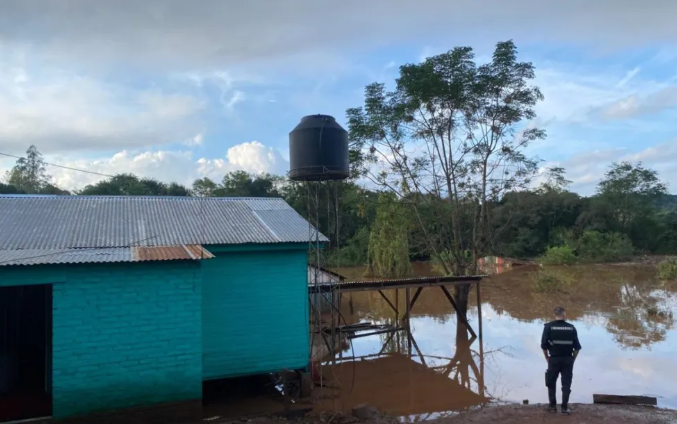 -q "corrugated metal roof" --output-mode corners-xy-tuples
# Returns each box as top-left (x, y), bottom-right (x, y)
(0, 245), (215, 267)
(0, 195), (327, 250)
